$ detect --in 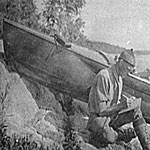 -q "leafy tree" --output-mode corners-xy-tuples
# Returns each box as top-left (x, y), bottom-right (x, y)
(0, 0), (86, 43)
(39, 0), (86, 42)
(3, 0), (40, 30)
